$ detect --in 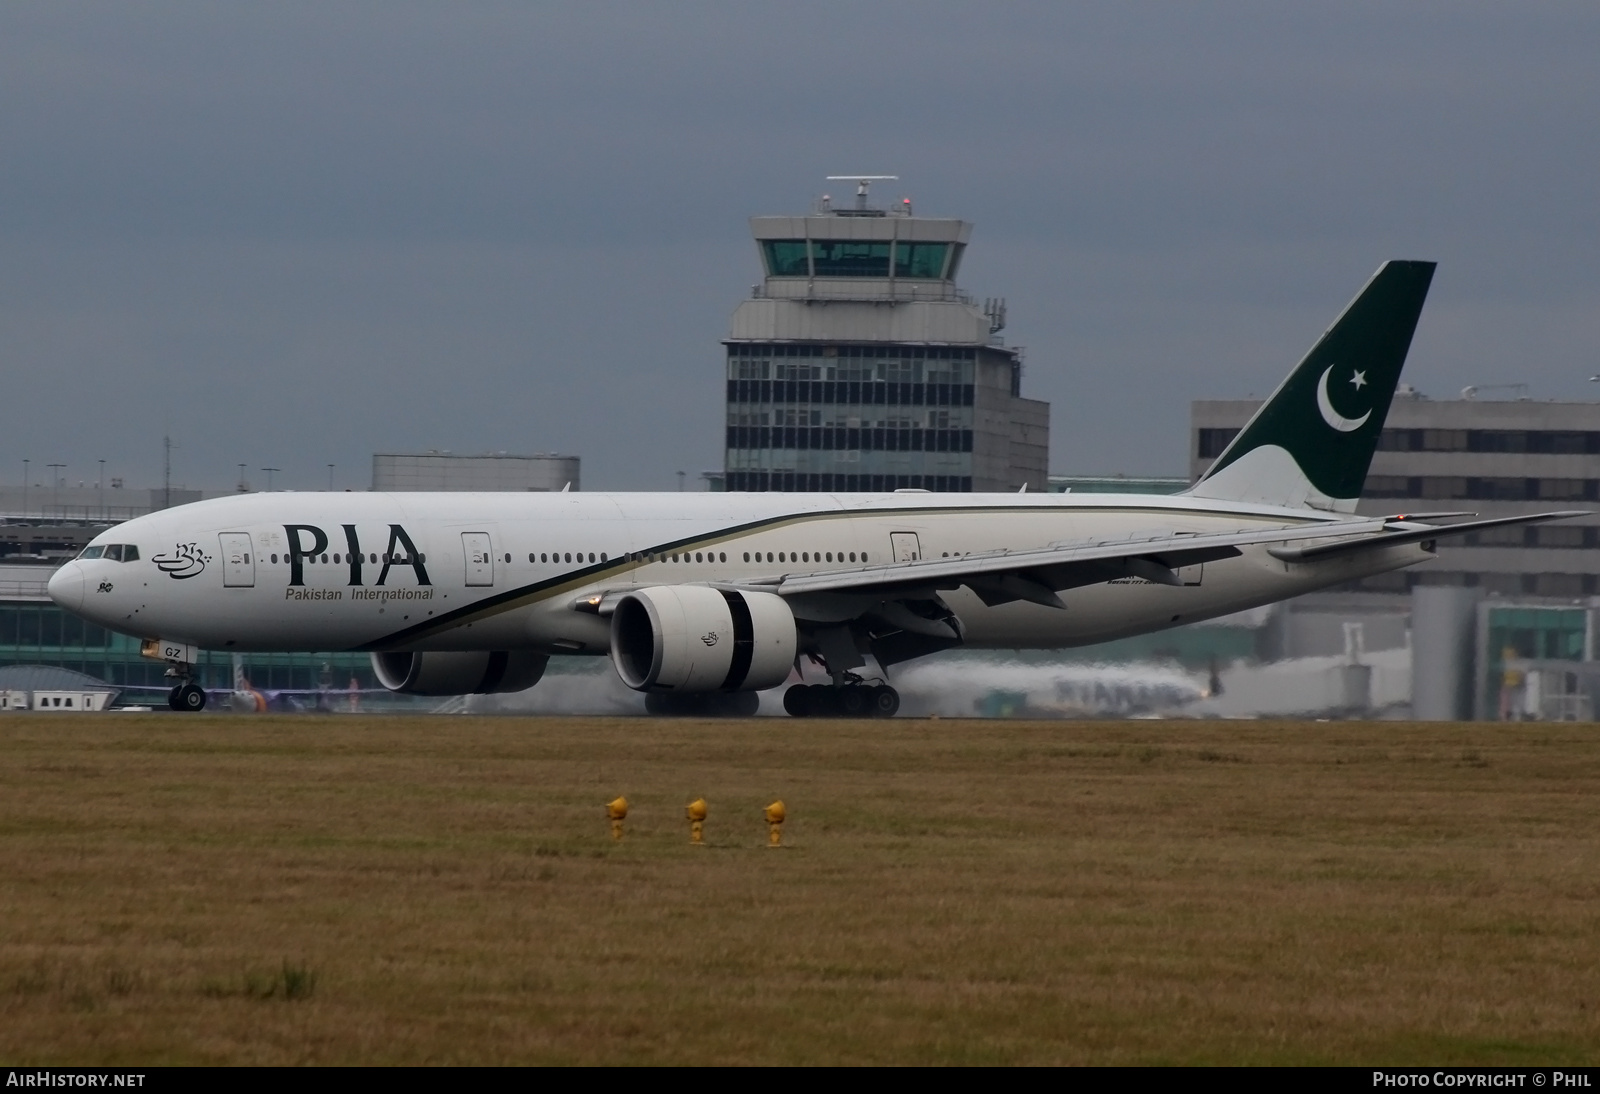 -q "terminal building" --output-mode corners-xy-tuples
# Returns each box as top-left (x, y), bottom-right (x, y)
(1193, 391), (1600, 720)
(372, 452), (580, 492)
(722, 179), (1049, 493)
